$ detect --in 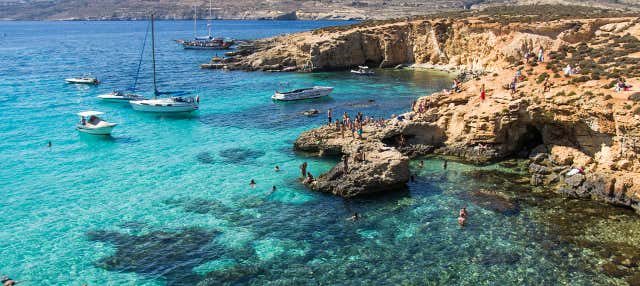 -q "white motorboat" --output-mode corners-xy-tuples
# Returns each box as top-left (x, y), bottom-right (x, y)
(130, 14), (200, 113)
(272, 86), (334, 101)
(76, 111), (117, 135)
(65, 75), (99, 85)
(97, 91), (146, 103)
(130, 97), (199, 112)
(350, 66), (374, 75)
